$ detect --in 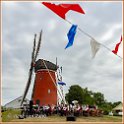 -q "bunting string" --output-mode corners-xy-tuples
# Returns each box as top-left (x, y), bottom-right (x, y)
(65, 19), (94, 39)
(101, 43), (122, 59)
(65, 19), (122, 60)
